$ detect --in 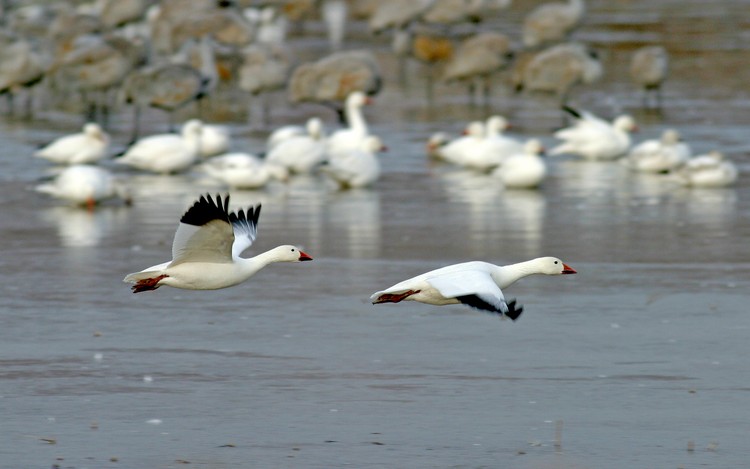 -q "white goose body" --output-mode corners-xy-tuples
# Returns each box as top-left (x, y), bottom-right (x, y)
(190, 120), (231, 157)
(201, 153), (288, 189)
(124, 194), (312, 292)
(371, 257), (576, 320)
(267, 117), (324, 151)
(438, 121), (486, 165)
(551, 107), (637, 160)
(35, 123), (110, 165)
(117, 120), (203, 174)
(322, 135), (384, 189)
(494, 139), (547, 189)
(677, 151), (738, 188)
(326, 91), (372, 158)
(625, 129), (690, 173)
(35, 164), (129, 207)
(461, 116), (524, 171)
